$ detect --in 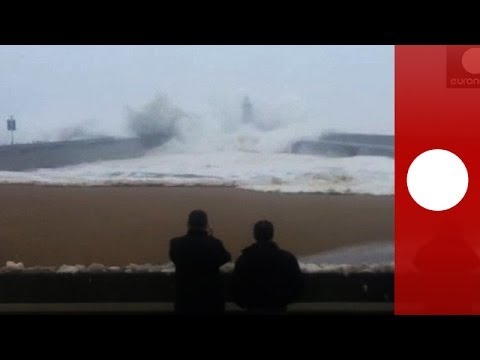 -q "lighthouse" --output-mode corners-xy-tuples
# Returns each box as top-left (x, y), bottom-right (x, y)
(241, 96), (253, 124)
